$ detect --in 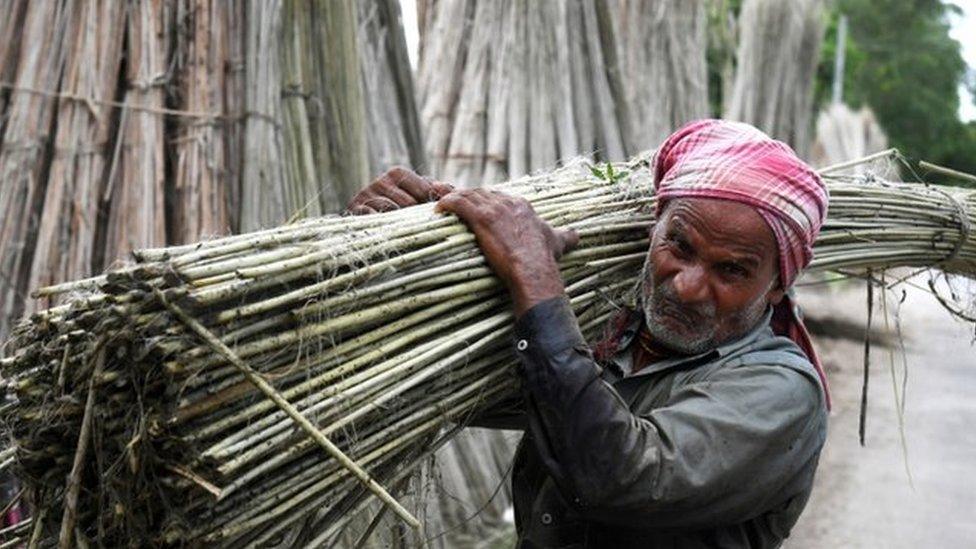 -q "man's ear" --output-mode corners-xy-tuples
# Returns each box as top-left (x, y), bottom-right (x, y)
(766, 285), (786, 306)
